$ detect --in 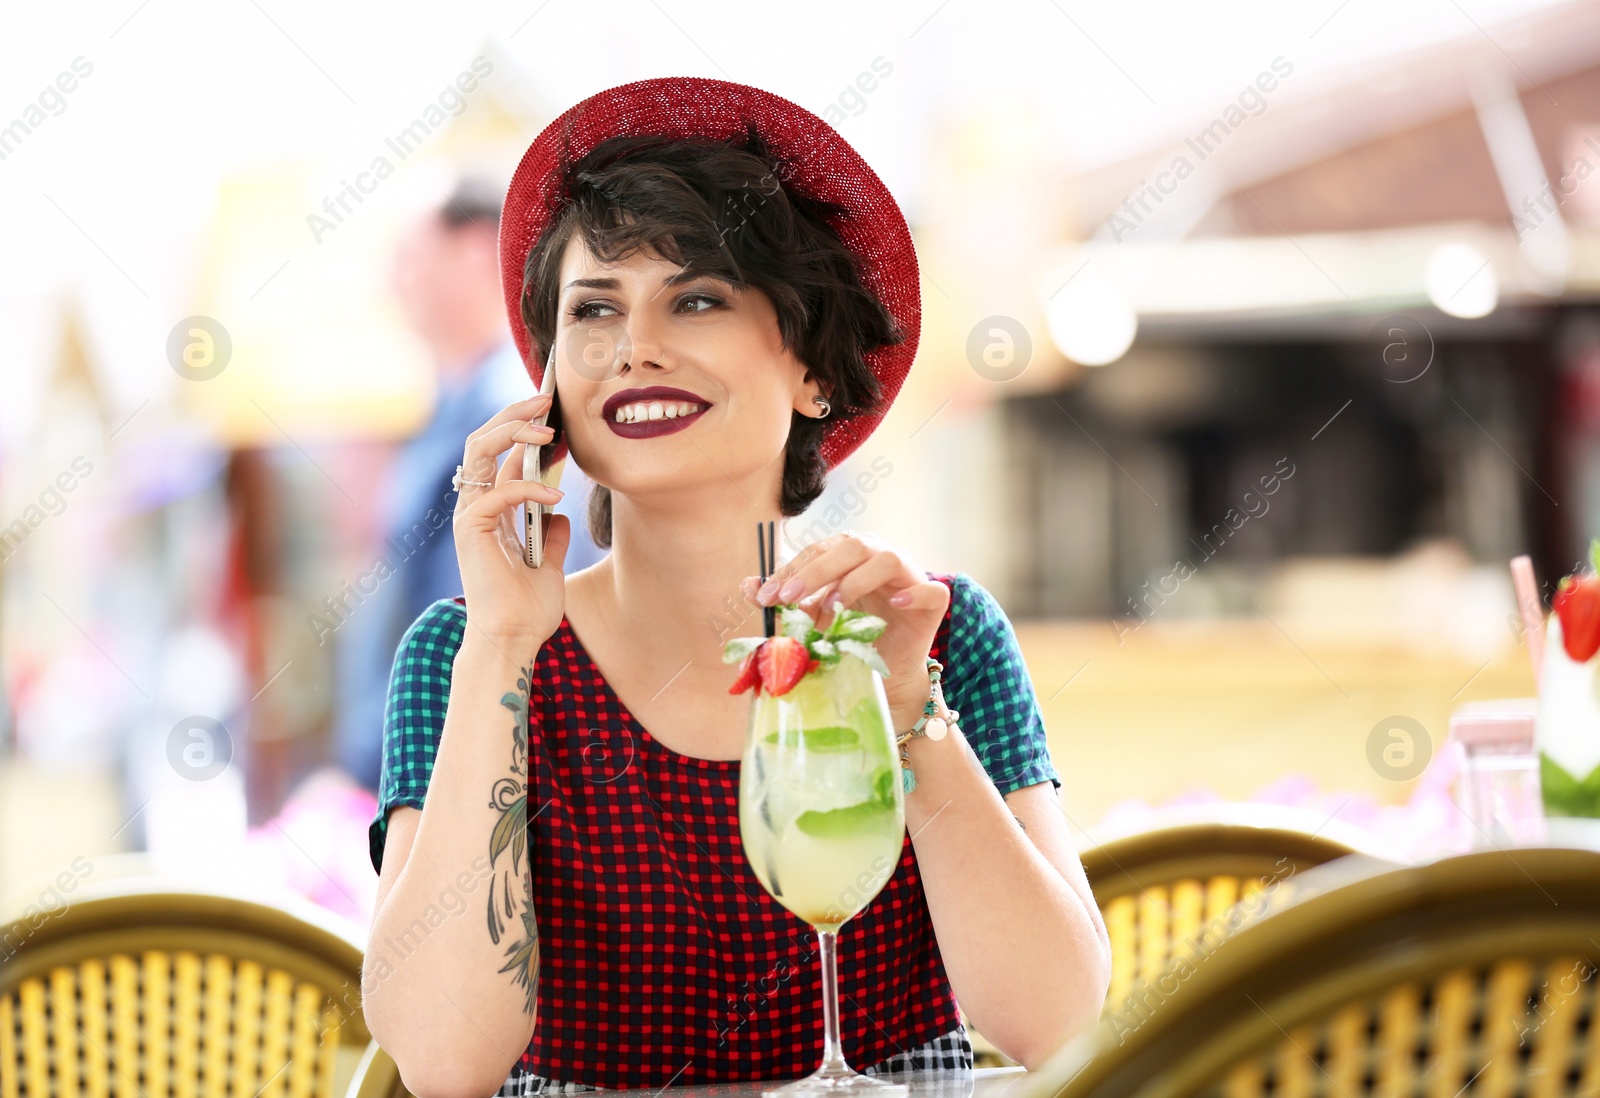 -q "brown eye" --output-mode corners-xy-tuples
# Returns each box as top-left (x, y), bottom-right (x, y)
(569, 300), (618, 320)
(678, 292), (722, 313)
